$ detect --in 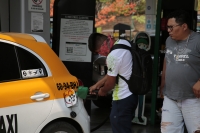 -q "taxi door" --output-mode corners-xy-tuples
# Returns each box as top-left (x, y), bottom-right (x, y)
(0, 42), (56, 133)
(0, 78), (56, 133)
